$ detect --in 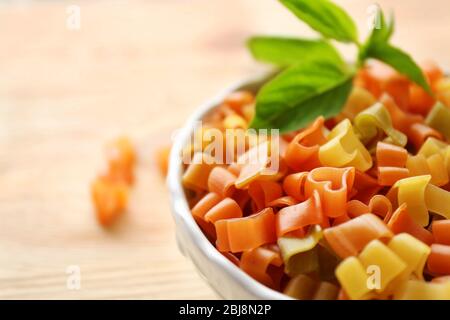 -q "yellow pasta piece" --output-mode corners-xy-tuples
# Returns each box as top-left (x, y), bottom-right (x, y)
(418, 137), (450, 178)
(419, 137), (449, 157)
(394, 280), (450, 300)
(436, 77), (450, 107)
(390, 175), (431, 227)
(425, 183), (450, 219)
(223, 114), (247, 129)
(335, 256), (372, 300)
(387, 233), (431, 280)
(182, 152), (217, 191)
(425, 102), (450, 140)
(406, 153), (449, 187)
(358, 240), (406, 293)
(278, 225), (322, 276)
(337, 87), (377, 121)
(319, 119), (372, 172)
(354, 102), (407, 147)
